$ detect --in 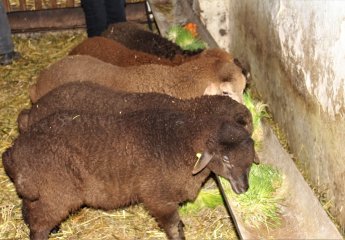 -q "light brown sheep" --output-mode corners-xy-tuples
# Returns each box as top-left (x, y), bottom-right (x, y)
(30, 49), (246, 103)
